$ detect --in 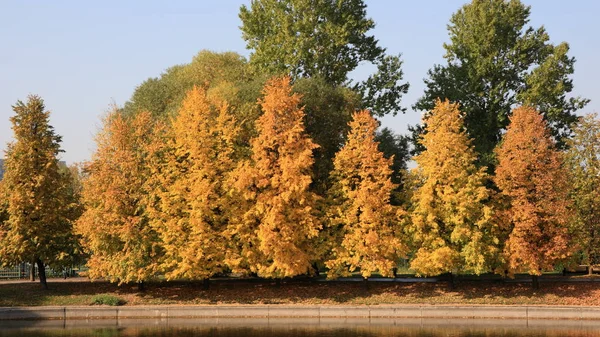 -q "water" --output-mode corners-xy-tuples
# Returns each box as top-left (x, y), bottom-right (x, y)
(1, 319), (600, 337)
